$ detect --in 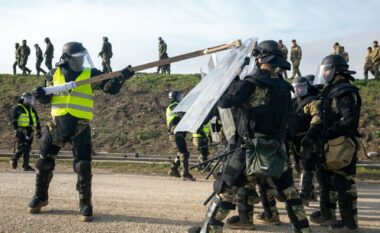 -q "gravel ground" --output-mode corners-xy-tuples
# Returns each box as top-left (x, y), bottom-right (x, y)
(1, 166), (380, 233)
